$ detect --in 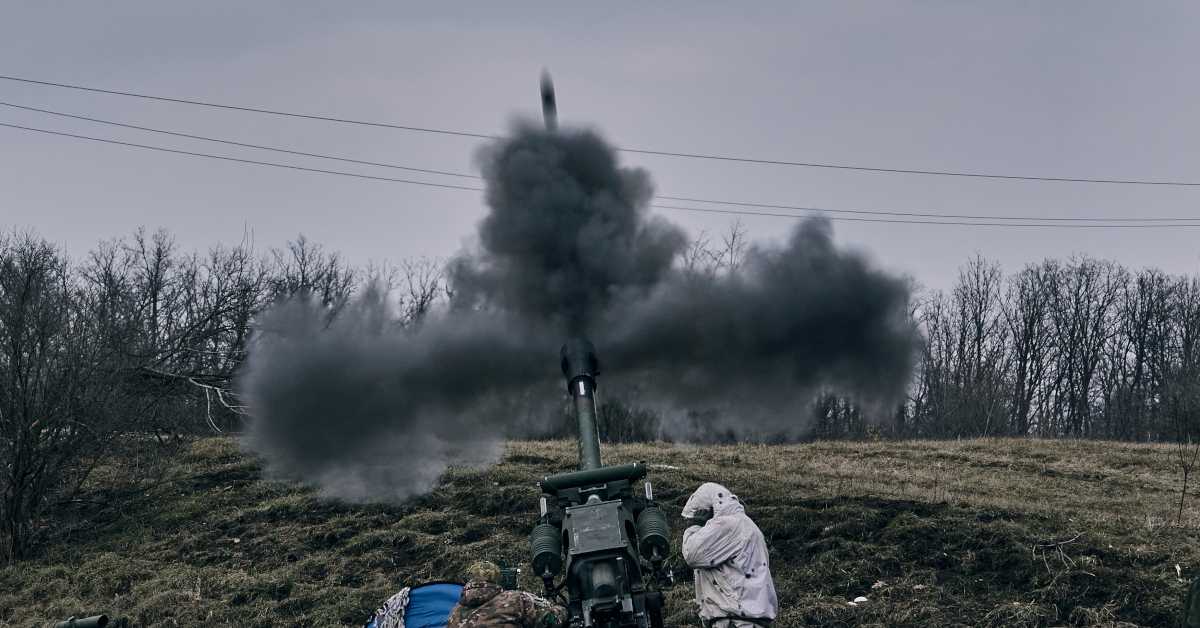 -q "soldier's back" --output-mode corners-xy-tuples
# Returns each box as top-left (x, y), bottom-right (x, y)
(448, 586), (564, 628)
